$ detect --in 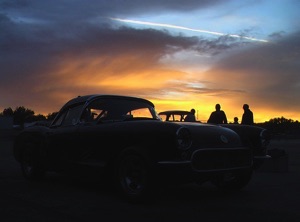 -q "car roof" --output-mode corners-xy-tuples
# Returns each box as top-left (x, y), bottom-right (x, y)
(158, 110), (191, 115)
(61, 94), (155, 110)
